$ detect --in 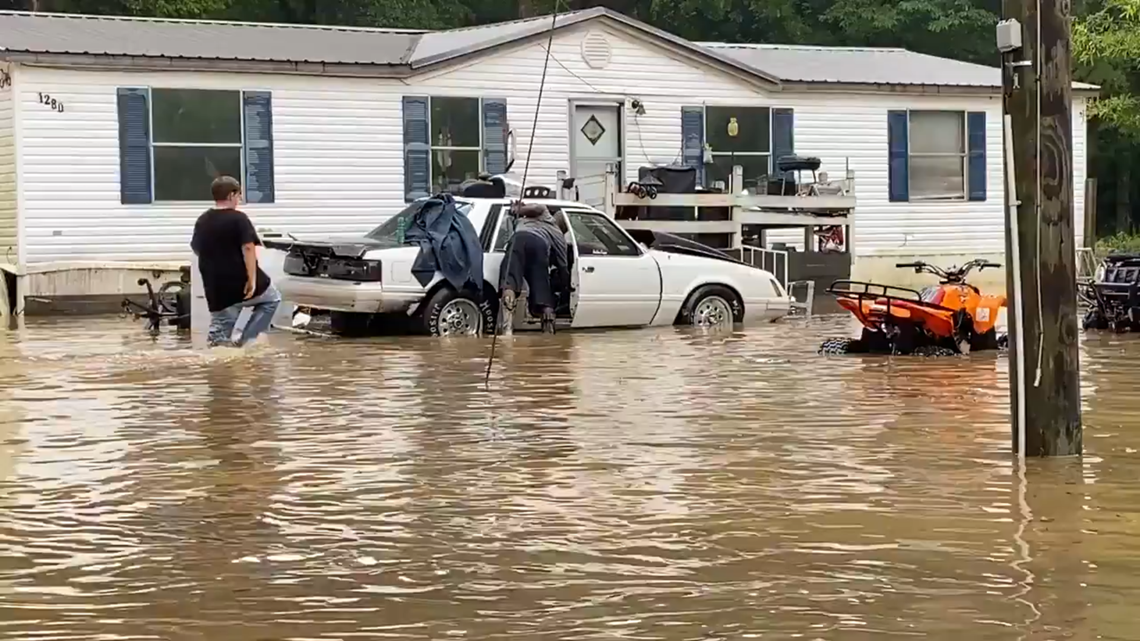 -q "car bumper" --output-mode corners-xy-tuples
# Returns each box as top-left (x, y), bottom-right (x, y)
(745, 296), (793, 322)
(276, 275), (422, 314)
